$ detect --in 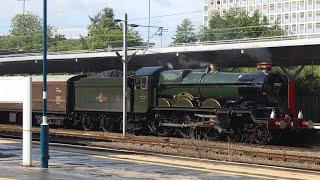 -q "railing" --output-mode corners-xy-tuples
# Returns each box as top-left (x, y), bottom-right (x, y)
(1, 34), (320, 59)
(0, 45), (147, 59)
(169, 33), (320, 47)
